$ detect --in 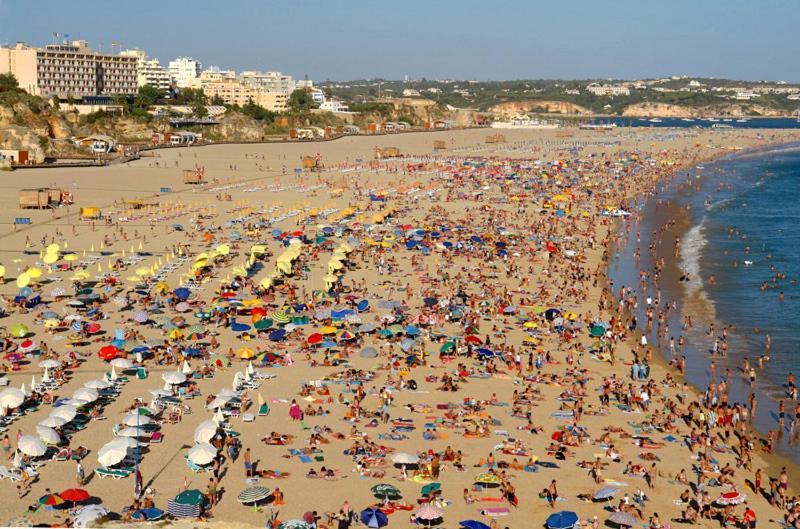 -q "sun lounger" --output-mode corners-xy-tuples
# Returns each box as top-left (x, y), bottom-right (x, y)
(97, 467), (131, 479)
(0, 465), (22, 482)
